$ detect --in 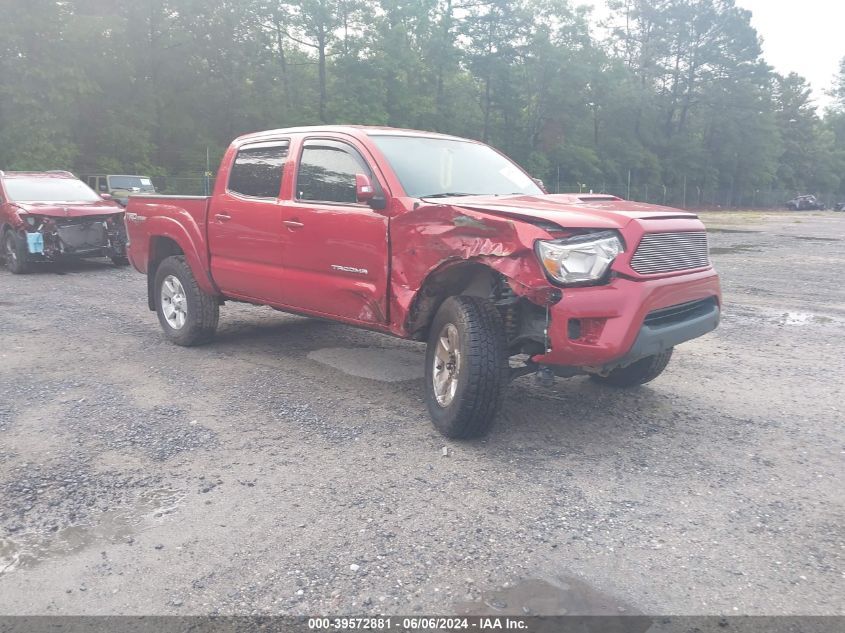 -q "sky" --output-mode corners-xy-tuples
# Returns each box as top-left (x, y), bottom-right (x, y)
(587, 0), (845, 108)
(734, 0), (844, 107)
